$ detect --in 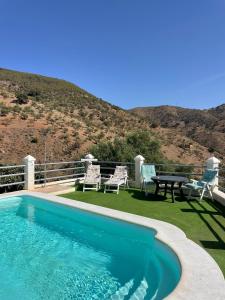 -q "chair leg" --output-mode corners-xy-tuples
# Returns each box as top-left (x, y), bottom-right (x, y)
(207, 185), (213, 200)
(209, 189), (213, 200)
(144, 182), (148, 196)
(200, 188), (205, 201)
